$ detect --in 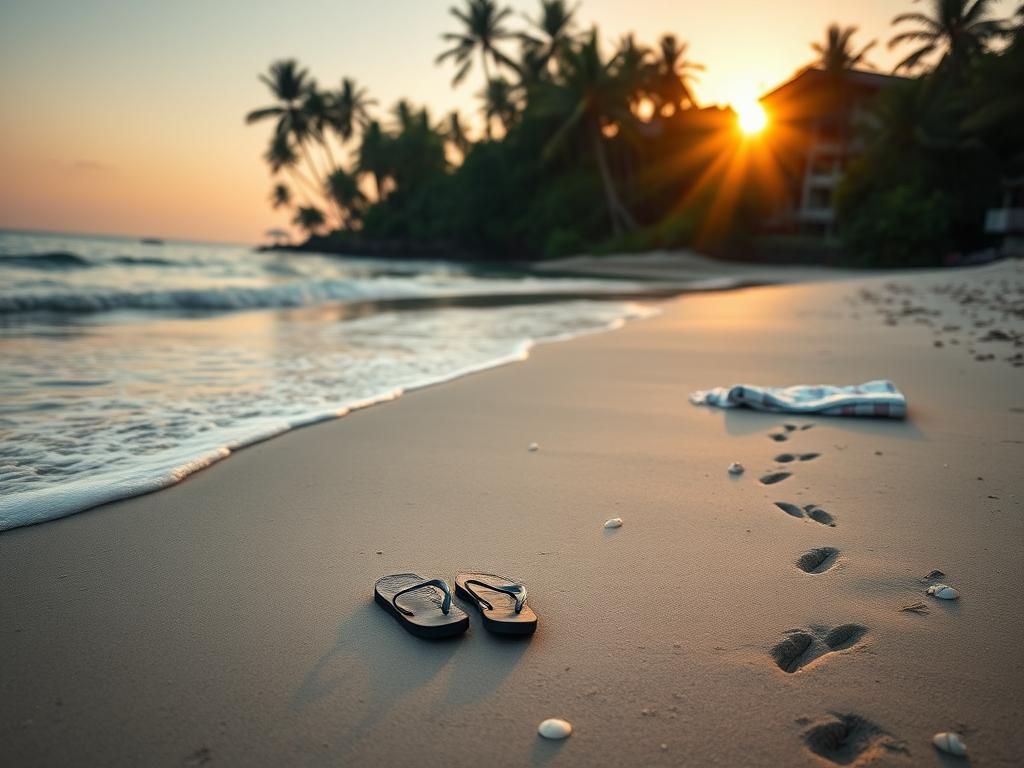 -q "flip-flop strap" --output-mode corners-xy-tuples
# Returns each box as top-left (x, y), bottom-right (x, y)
(392, 578), (452, 617)
(464, 579), (527, 614)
